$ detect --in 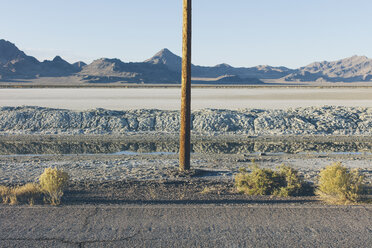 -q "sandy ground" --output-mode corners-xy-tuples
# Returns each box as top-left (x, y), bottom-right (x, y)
(1, 149), (372, 185)
(0, 87), (372, 110)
